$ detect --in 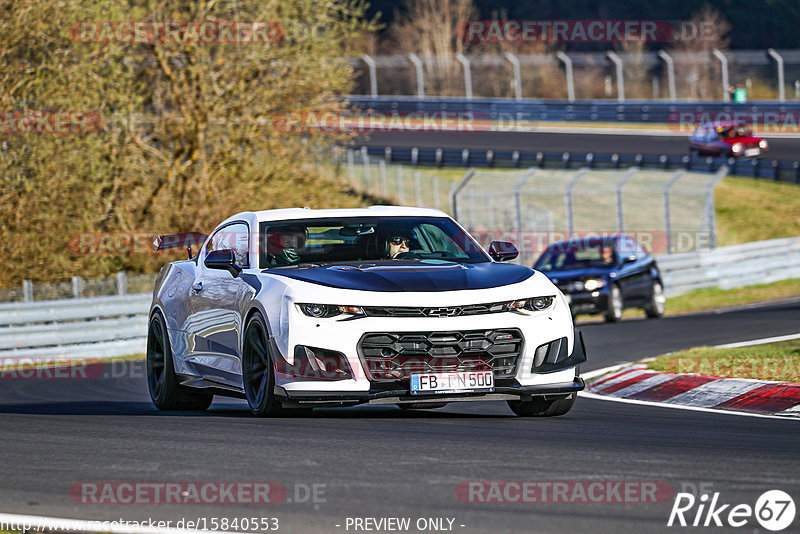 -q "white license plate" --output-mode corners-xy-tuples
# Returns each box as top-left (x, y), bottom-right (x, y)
(744, 148), (760, 157)
(410, 371), (494, 395)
